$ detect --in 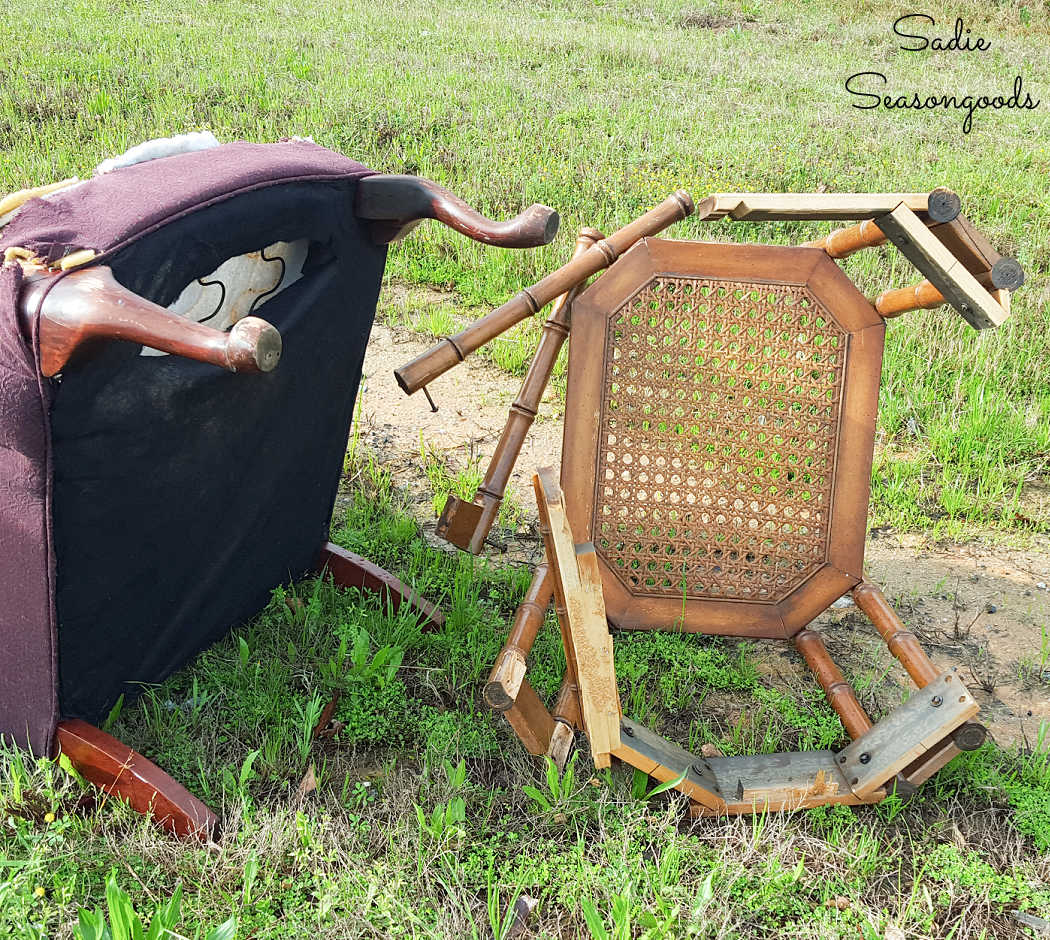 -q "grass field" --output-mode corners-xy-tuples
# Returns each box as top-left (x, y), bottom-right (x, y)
(1, 0), (1049, 937)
